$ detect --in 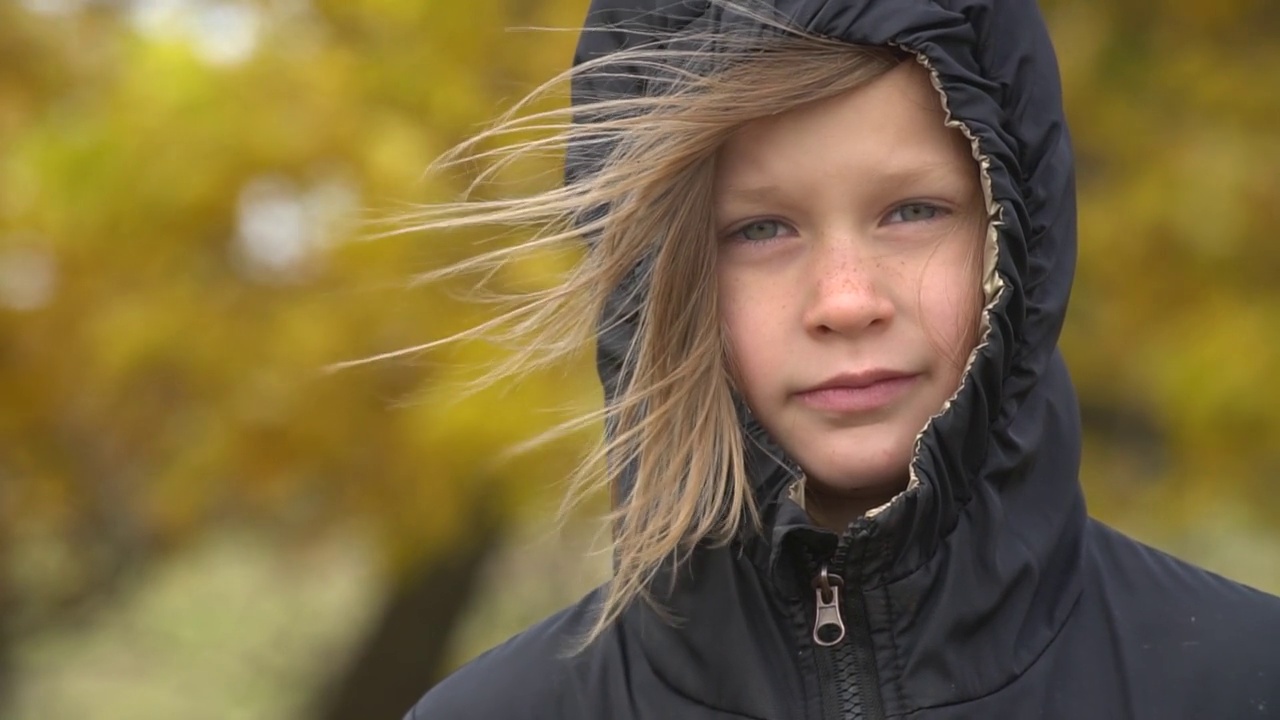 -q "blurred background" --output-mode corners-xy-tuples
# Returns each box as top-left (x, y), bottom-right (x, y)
(0, 0), (1278, 718)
